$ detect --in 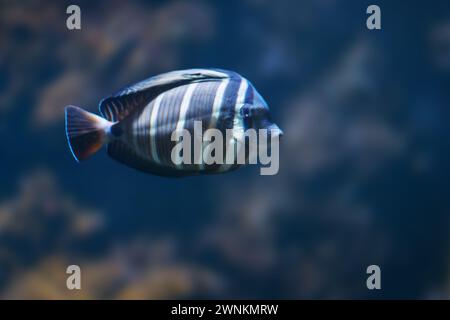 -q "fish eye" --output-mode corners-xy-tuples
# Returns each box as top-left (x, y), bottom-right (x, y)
(240, 106), (251, 118)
